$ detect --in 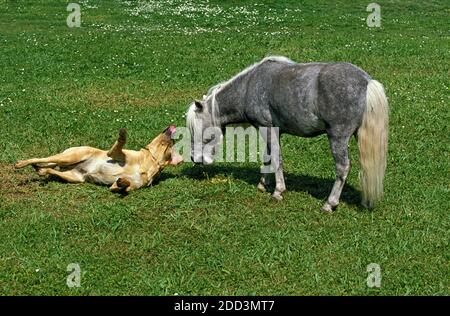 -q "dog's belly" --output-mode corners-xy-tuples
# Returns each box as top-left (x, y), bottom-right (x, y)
(77, 157), (128, 185)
